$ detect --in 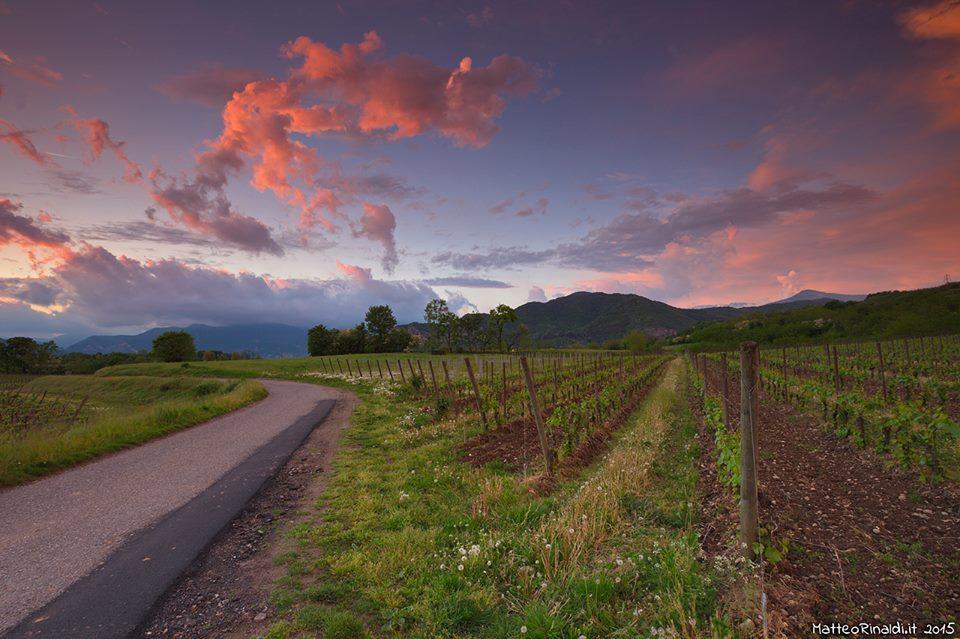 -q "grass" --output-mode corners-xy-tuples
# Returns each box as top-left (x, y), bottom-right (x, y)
(135, 356), (744, 638)
(0, 375), (266, 486)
